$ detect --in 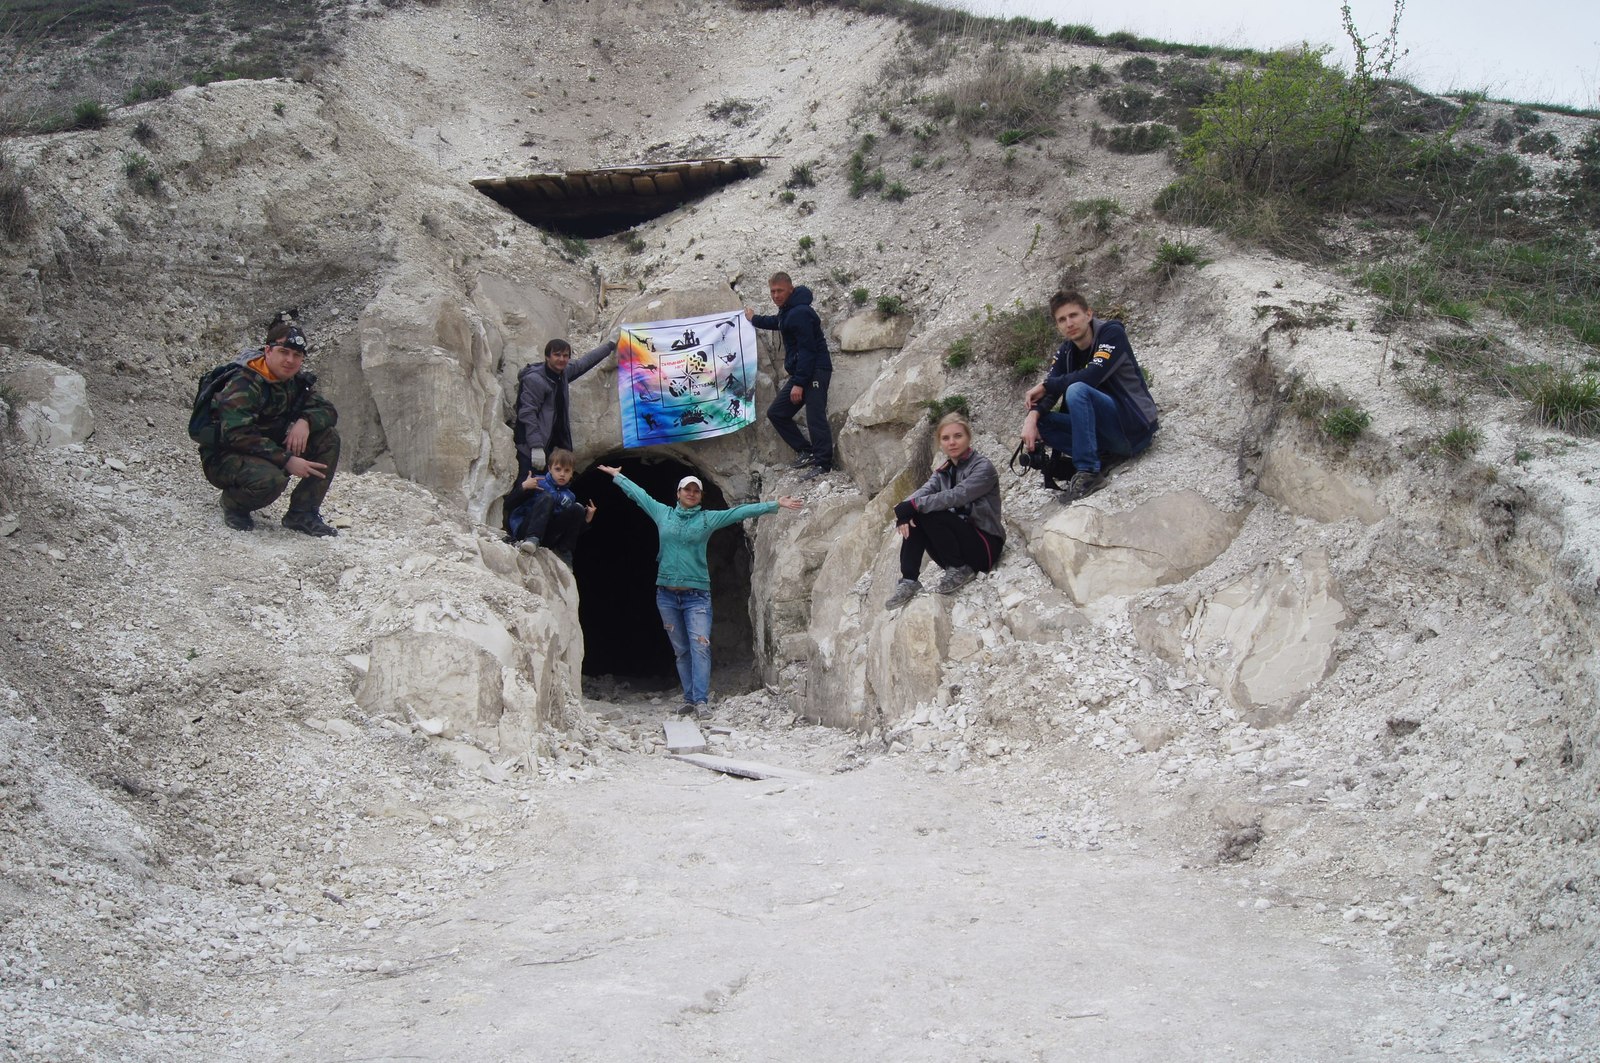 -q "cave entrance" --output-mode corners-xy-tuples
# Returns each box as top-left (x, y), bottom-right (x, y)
(571, 453), (757, 696)
(470, 158), (767, 239)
